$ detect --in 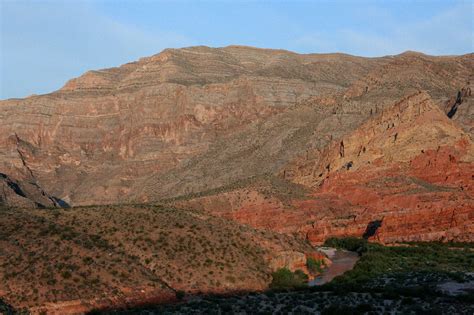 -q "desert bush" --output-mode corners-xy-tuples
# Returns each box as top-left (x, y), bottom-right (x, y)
(175, 290), (185, 300)
(270, 268), (308, 289)
(306, 257), (323, 274)
(323, 237), (368, 254)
